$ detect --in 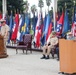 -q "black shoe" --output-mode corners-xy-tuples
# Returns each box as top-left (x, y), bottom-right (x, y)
(45, 55), (50, 59)
(41, 55), (46, 59)
(57, 58), (59, 61)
